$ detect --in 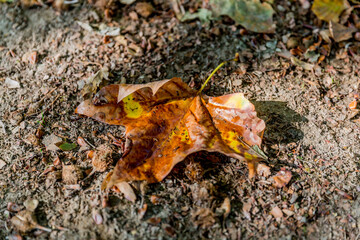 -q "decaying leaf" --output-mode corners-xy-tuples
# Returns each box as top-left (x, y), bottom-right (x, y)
(76, 77), (265, 189)
(62, 165), (83, 185)
(312, 0), (350, 22)
(273, 169), (292, 188)
(191, 208), (216, 228)
(11, 199), (51, 233)
(216, 197), (231, 218)
(210, 0), (275, 33)
(42, 134), (62, 151)
(291, 56), (314, 71)
(329, 21), (356, 42)
(81, 68), (110, 98)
